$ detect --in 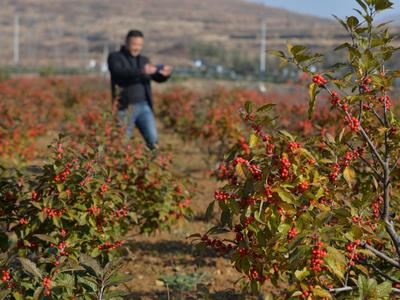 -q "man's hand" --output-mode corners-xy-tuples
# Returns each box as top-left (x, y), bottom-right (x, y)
(143, 64), (157, 75)
(160, 65), (173, 77)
